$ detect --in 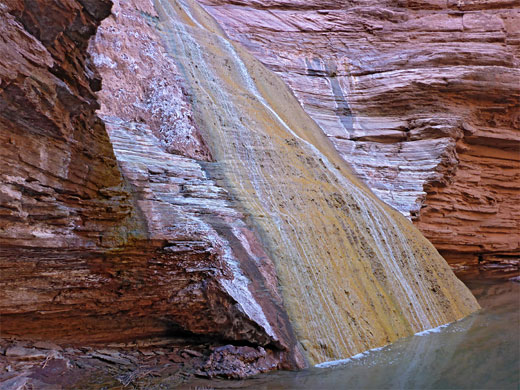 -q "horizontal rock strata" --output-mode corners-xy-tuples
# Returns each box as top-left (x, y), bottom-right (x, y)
(0, 0), (301, 373)
(198, 0), (520, 269)
(127, 0), (478, 365)
(1, 0), (491, 381)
